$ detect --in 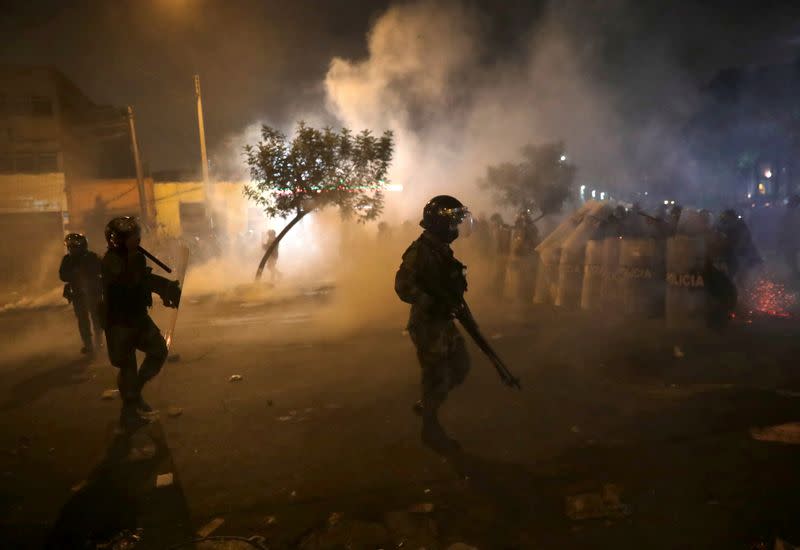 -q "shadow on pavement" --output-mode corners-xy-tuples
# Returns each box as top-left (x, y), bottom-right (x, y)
(0, 356), (93, 412)
(44, 420), (193, 549)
